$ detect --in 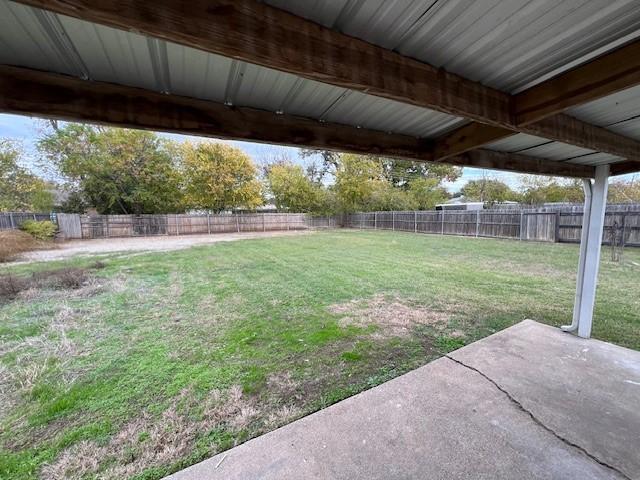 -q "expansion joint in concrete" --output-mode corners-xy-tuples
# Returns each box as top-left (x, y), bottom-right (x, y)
(444, 355), (631, 480)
